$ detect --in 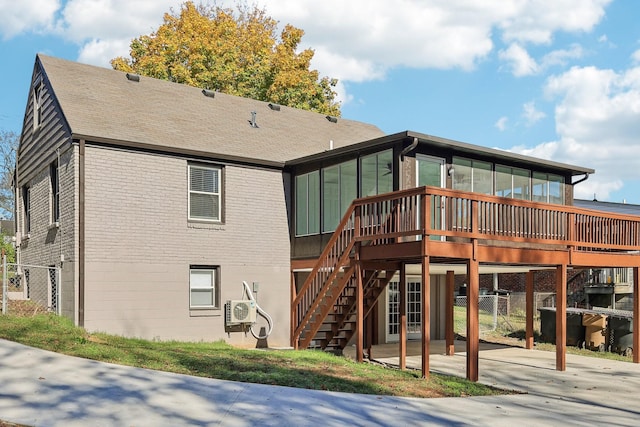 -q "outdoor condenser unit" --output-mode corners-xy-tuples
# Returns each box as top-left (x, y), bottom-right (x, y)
(226, 300), (257, 325)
